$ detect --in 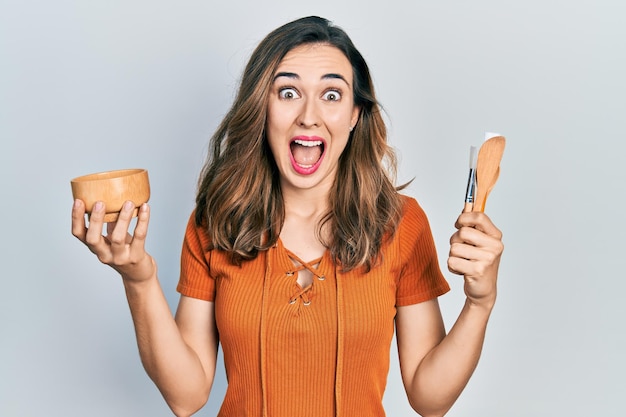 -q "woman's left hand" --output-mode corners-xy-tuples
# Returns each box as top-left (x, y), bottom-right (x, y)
(448, 212), (504, 309)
